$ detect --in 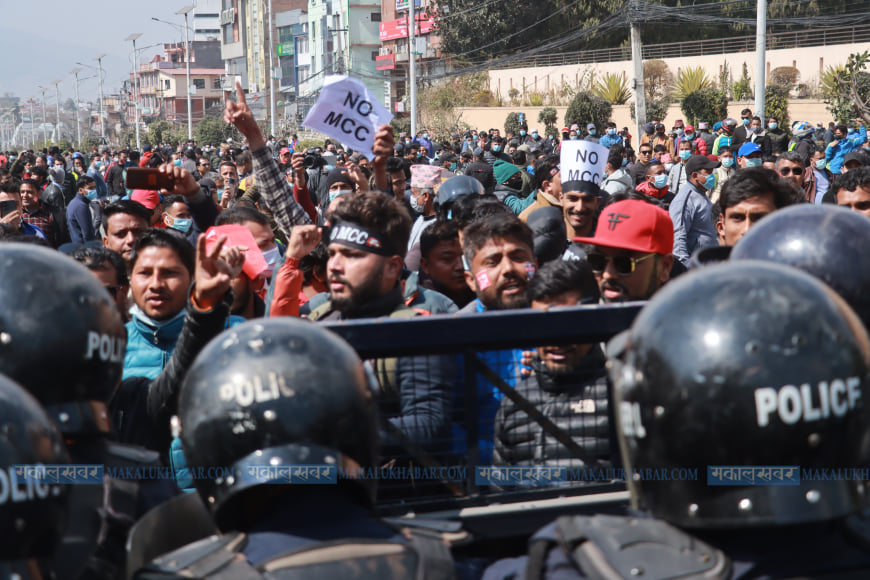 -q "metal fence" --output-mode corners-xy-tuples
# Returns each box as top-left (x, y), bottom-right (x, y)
(321, 303), (642, 536)
(491, 24), (870, 70)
